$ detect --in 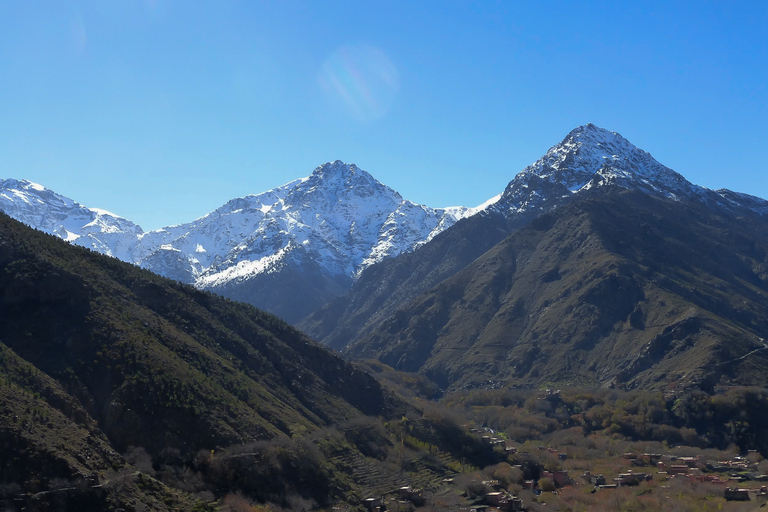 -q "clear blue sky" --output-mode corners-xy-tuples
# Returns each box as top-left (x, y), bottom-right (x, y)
(1, 1), (766, 230)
